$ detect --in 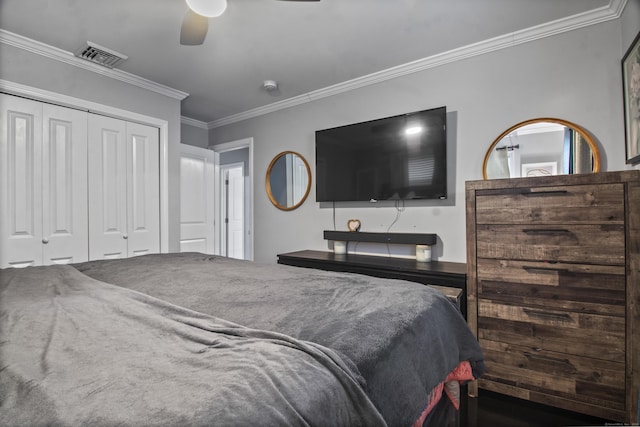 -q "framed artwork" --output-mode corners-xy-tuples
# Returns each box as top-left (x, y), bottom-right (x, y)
(521, 161), (557, 177)
(622, 31), (640, 164)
